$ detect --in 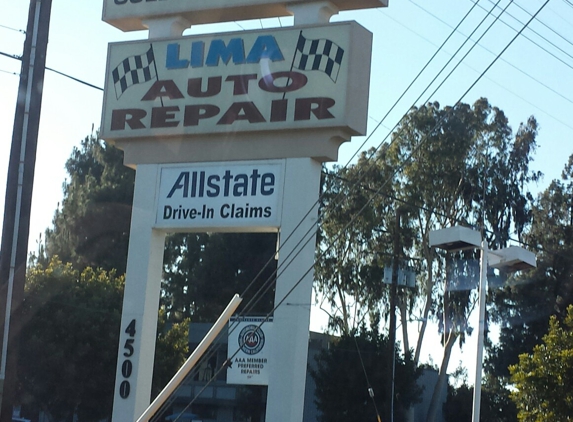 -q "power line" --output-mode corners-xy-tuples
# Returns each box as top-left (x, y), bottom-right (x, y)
(472, 0), (573, 71)
(406, 1), (573, 120)
(152, 2), (552, 419)
(44, 66), (103, 91)
(0, 50), (103, 91)
(0, 51), (20, 60)
(513, 1), (573, 49)
(341, 0), (484, 170)
(0, 24), (25, 34)
(410, 1), (573, 104)
(236, 0), (549, 351)
(207, 0), (513, 335)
